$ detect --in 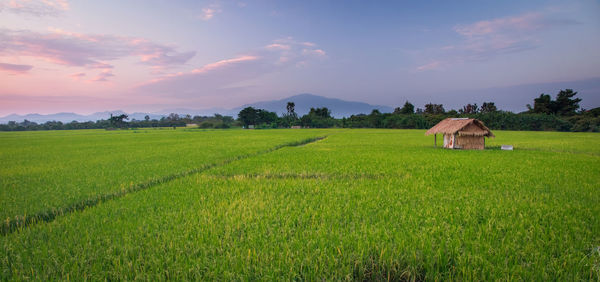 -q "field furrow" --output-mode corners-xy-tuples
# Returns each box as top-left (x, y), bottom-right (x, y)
(0, 129), (330, 226)
(1, 134), (328, 235)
